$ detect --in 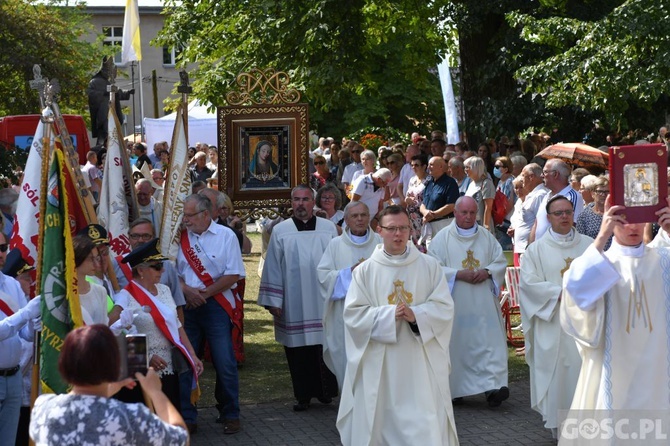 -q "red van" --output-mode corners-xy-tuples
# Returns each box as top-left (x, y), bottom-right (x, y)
(0, 114), (91, 165)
